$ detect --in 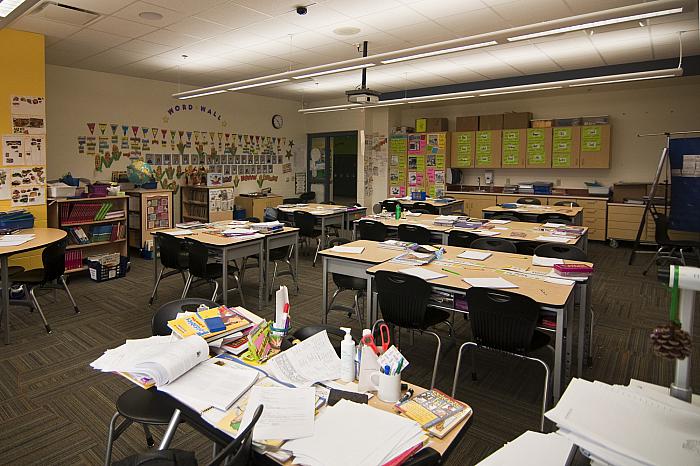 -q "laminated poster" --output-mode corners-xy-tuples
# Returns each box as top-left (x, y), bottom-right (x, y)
(0, 168), (9, 200)
(527, 129), (546, 164)
(390, 136), (407, 155)
(415, 154), (426, 172)
(427, 167), (436, 183)
(11, 185), (45, 206)
(582, 126), (602, 152)
(476, 131), (492, 164)
(11, 166), (46, 187)
(552, 128), (573, 168)
(435, 154), (445, 169)
(11, 96), (45, 117)
(502, 130), (520, 166)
